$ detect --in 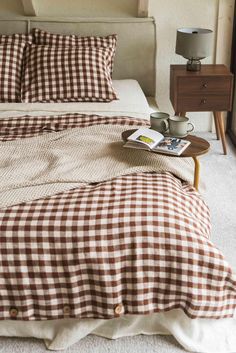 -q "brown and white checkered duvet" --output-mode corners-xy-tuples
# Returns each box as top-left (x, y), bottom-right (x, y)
(0, 114), (235, 321)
